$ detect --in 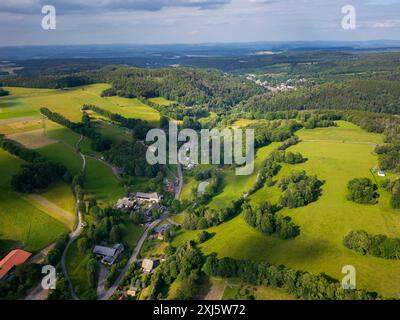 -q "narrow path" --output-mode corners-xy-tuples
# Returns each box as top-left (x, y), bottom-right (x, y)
(60, 135), (86, 300)
(99, 218), (163, 300)
(97, 264), (109, 298)
(175, 160), (183, 200)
